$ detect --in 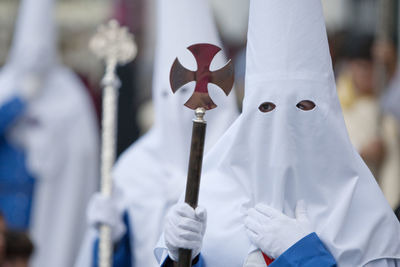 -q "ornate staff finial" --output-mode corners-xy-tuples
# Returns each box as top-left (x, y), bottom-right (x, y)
(170, 43), (234, 110)
(90, 19), (137, 67)
(90, 19), (137, 267)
